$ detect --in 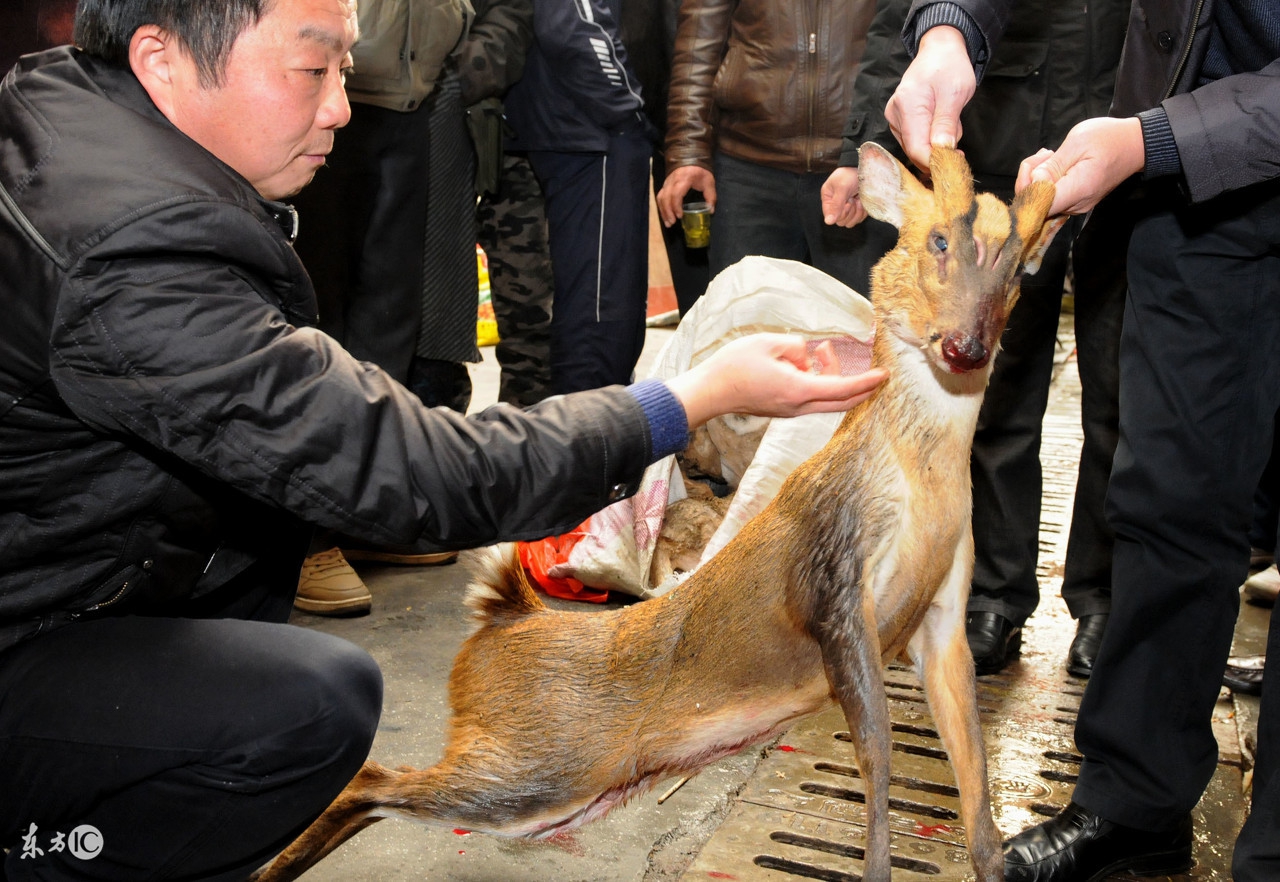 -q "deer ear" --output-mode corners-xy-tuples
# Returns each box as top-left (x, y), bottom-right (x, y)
(857, 142), (925, 230)
(1021, 216), (1067, 276)
(1010, 179), (1063, 275)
